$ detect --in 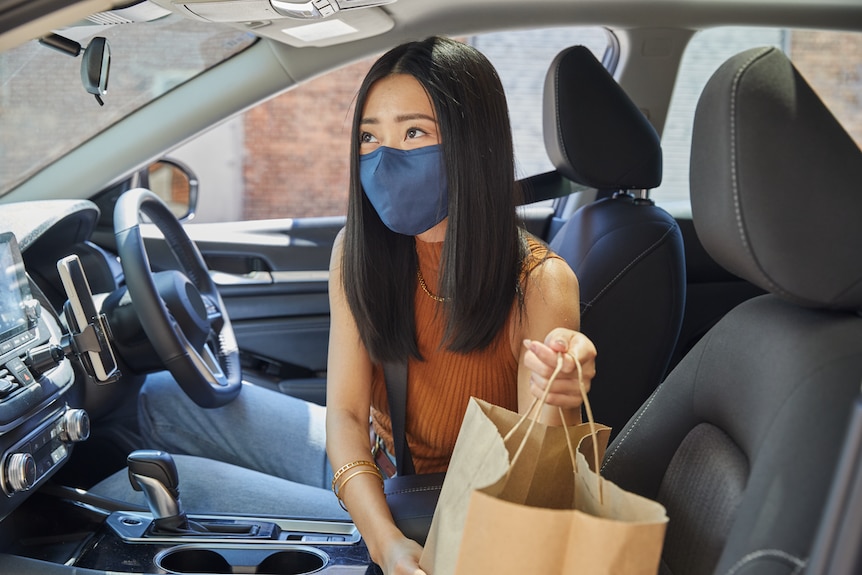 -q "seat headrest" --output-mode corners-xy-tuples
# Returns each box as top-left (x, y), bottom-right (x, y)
(543, 46), (662, 190)
(691, 47), (862, 311)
